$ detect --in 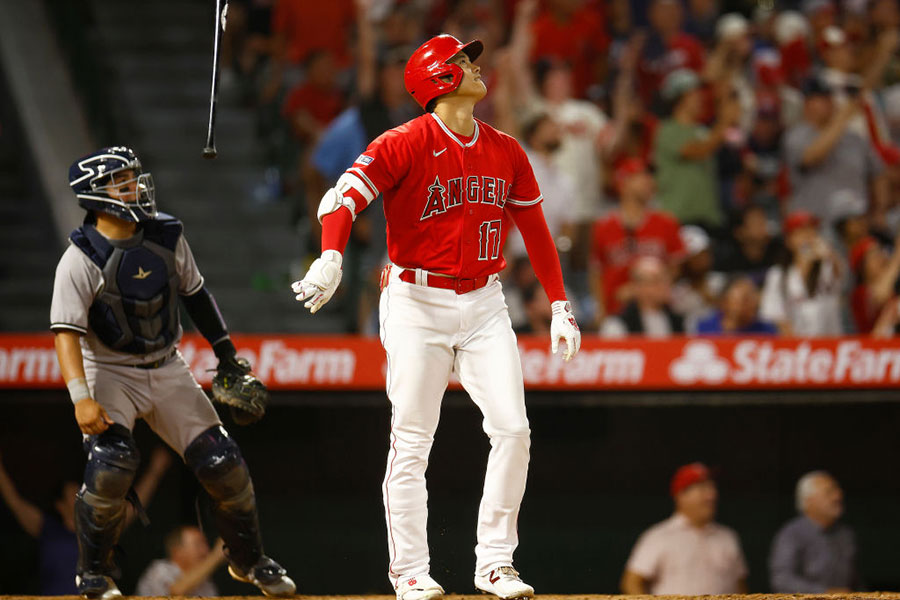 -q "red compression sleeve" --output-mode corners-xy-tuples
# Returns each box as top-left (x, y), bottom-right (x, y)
(321, 208), (353, 253)
(507, 203), (567, 302)
(320, 188), (366, 253)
